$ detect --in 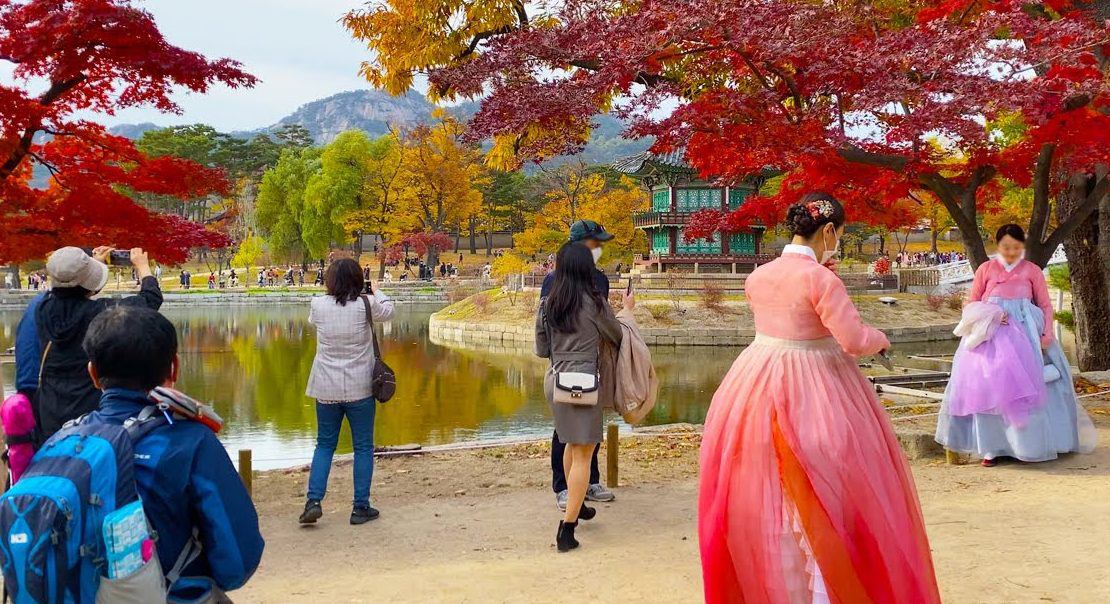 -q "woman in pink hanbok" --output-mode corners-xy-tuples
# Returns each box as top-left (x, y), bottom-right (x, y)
(936, 224), (1096, 466)
(698, 193), (940, 604)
